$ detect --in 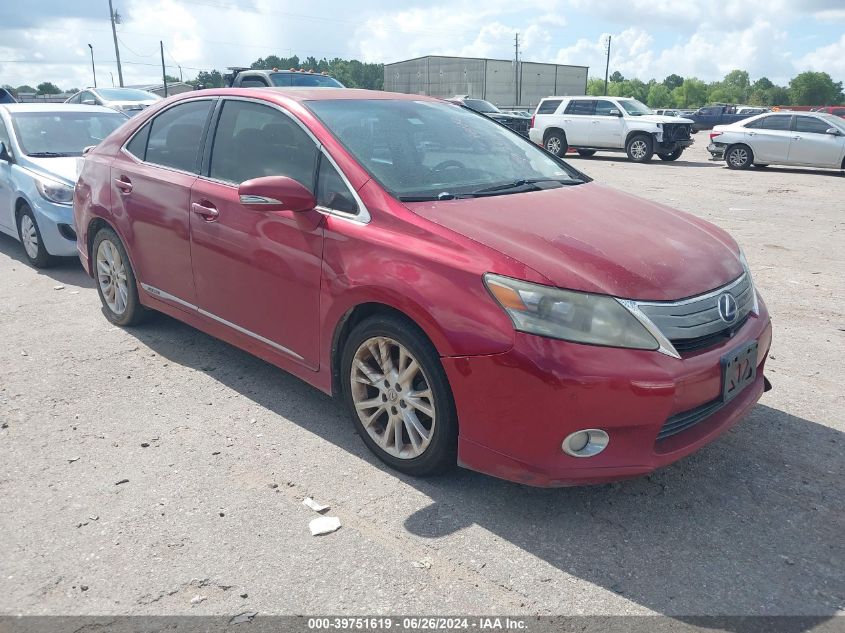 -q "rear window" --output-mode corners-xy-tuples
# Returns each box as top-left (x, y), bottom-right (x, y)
(564, 100), (594, 115)
(536, 100), (562, 115)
